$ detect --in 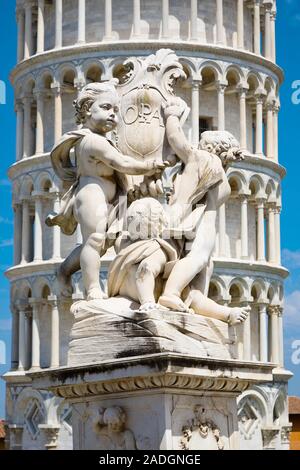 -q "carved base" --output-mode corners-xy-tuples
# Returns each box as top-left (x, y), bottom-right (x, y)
(30, 353), (273, 450)
(68, 297), (237, 366)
